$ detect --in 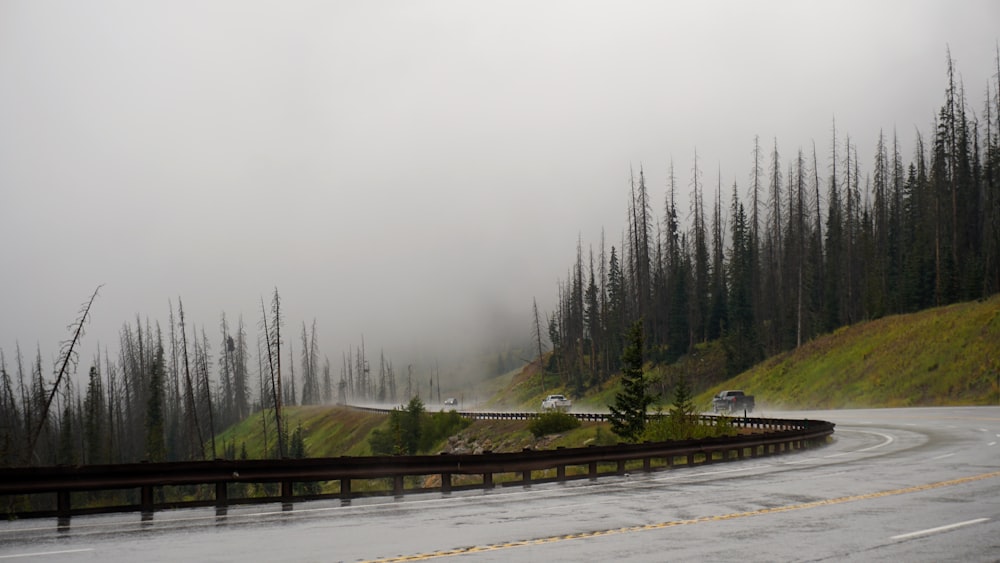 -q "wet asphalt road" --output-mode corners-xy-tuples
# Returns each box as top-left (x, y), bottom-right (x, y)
(1, 406), (998, 562)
